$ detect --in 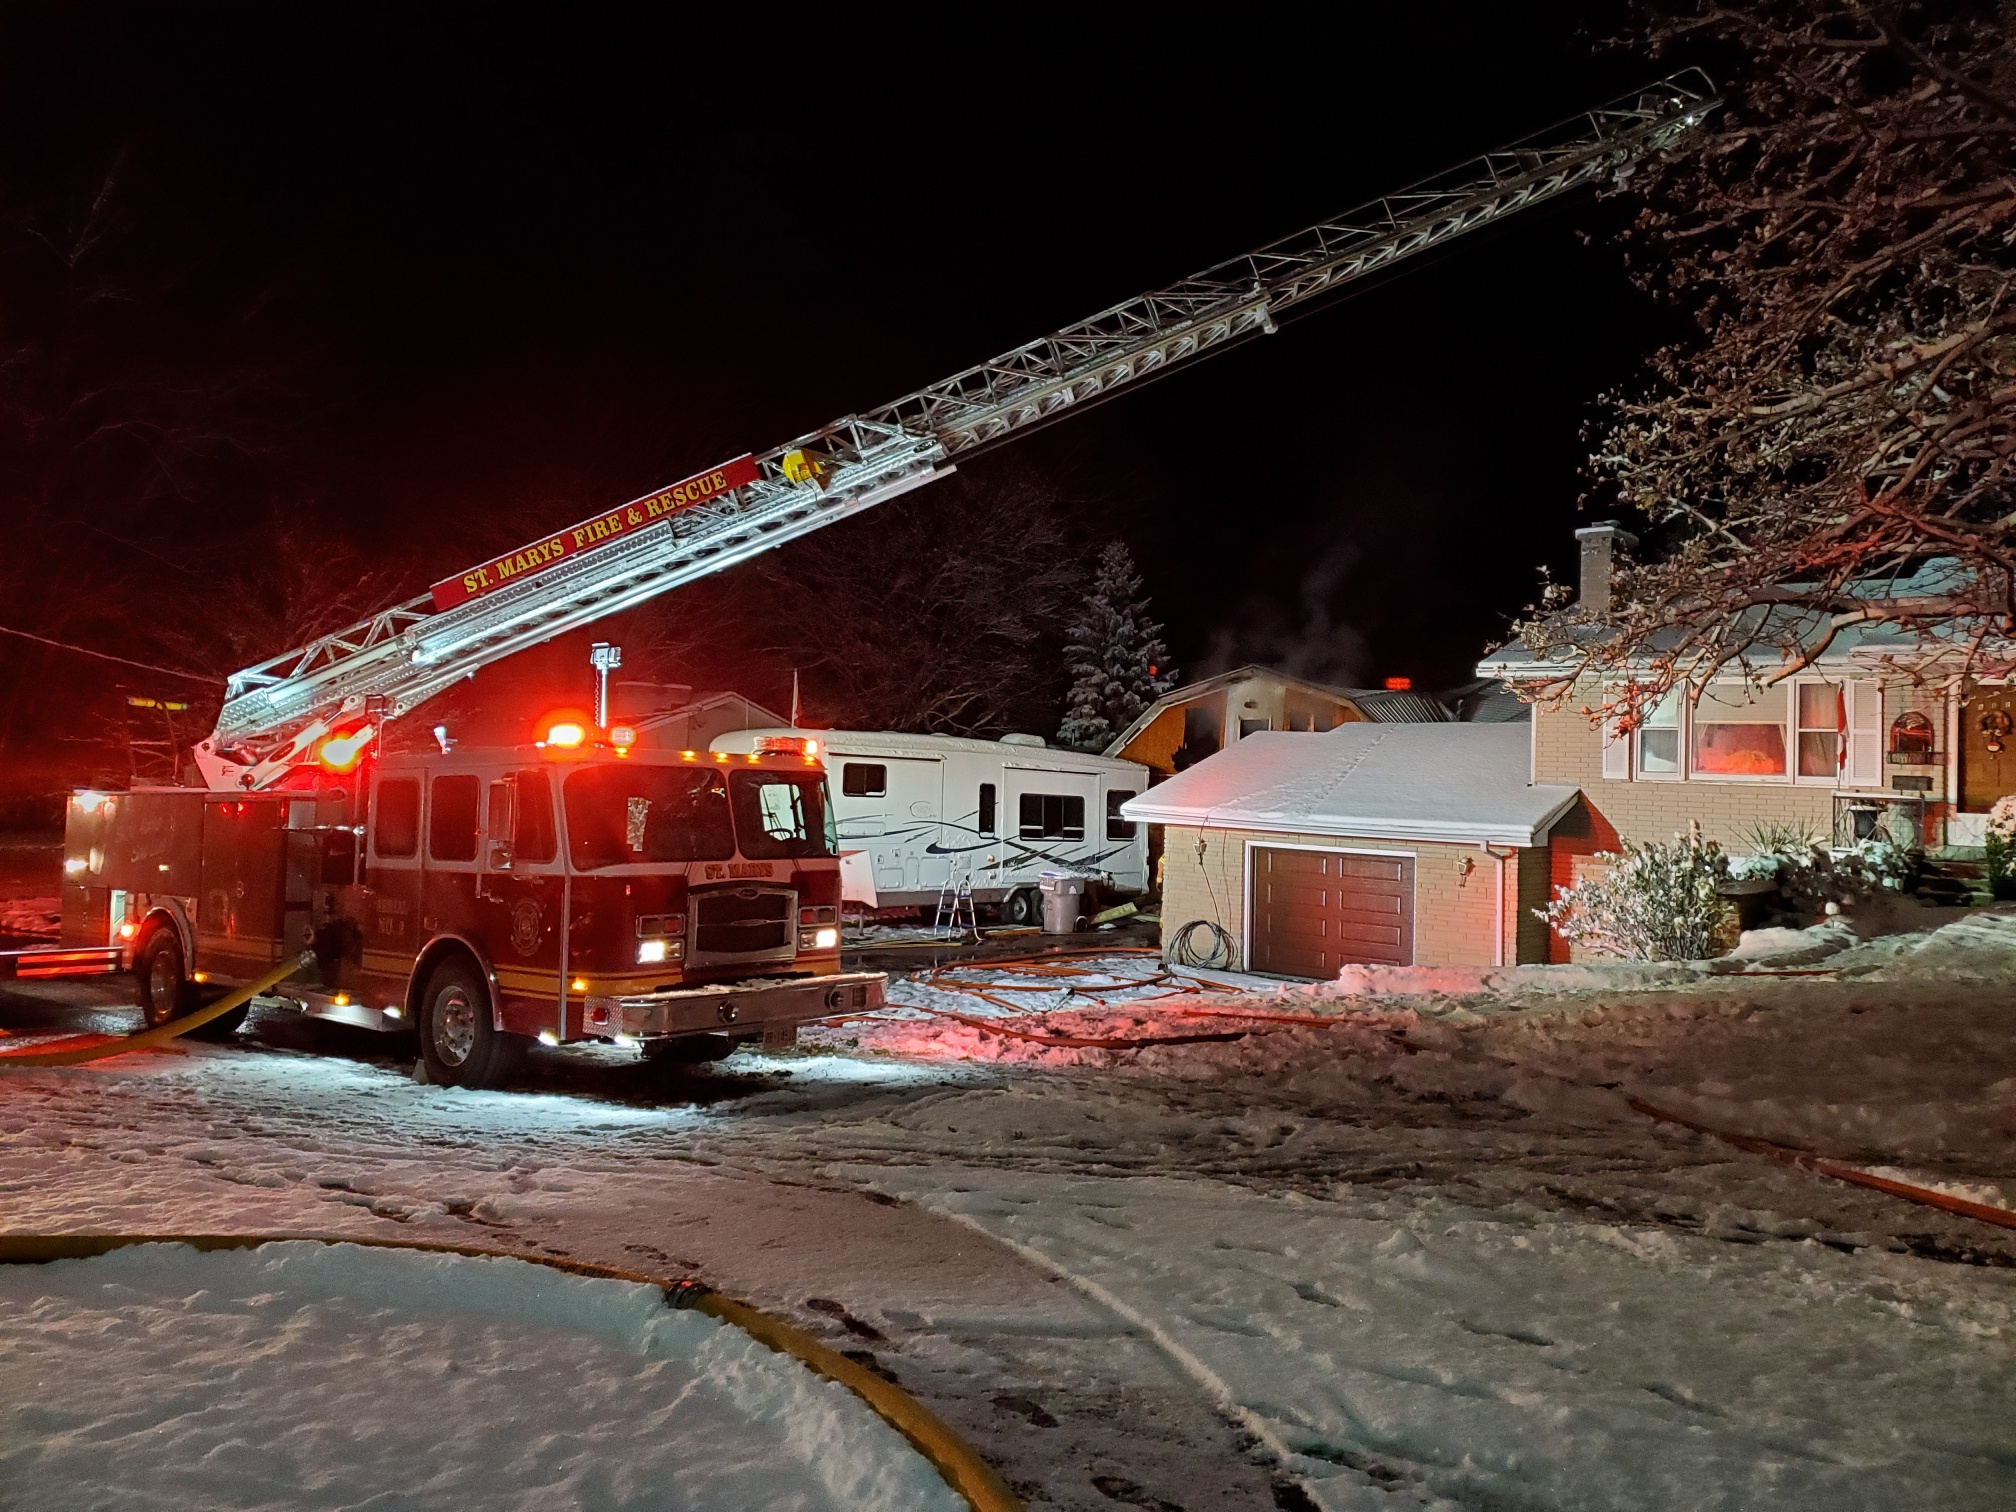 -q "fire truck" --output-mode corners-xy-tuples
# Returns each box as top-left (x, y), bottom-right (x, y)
(43, 75), (1714, 1087)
